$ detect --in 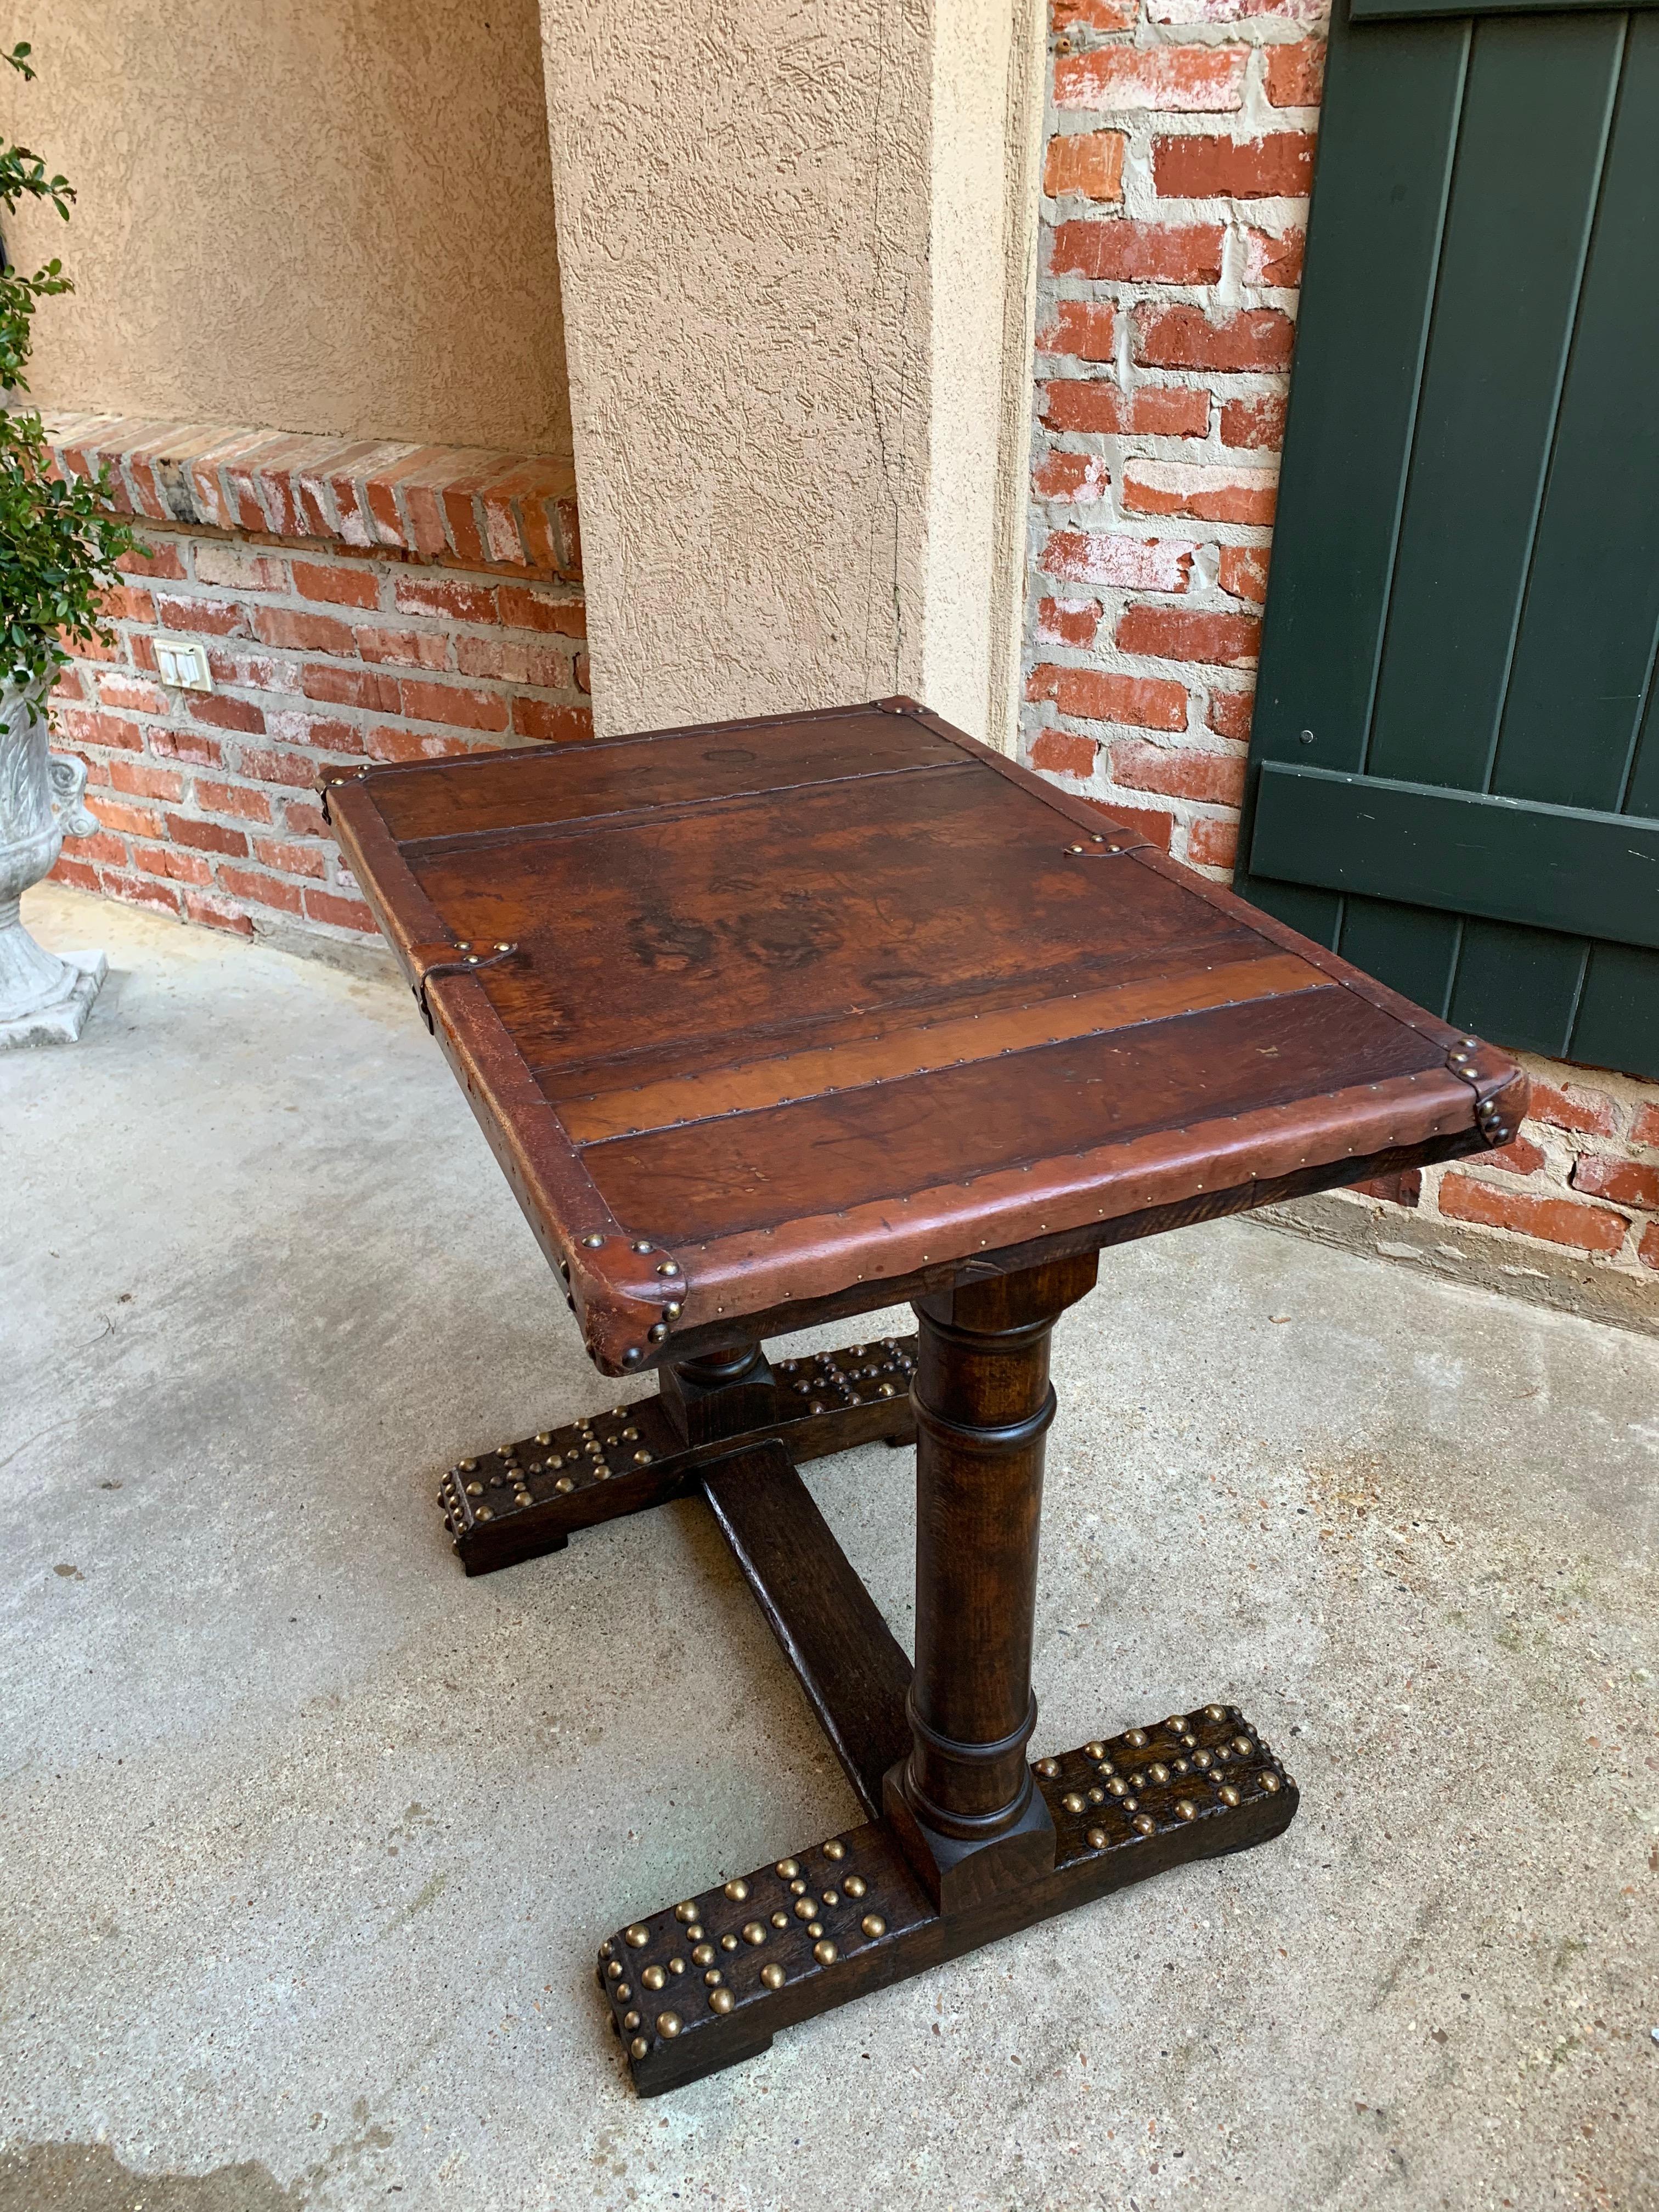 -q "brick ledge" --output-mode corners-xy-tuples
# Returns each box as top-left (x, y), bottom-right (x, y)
(42, 411), (580, 580)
